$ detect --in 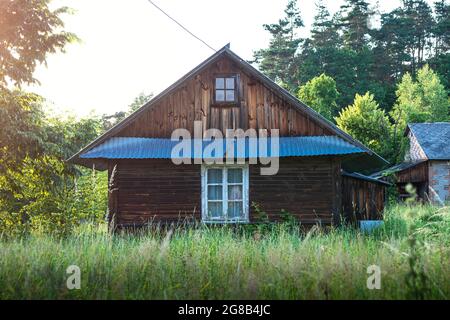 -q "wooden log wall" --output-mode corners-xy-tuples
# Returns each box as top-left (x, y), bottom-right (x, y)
(395, 161), (429, 184)
(341, 176), (385, 221)
(109, 157), (338, 226)
(248, 157), (335, 225)
(117, 56), (333, 138)
(109, 160), (202, 226)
